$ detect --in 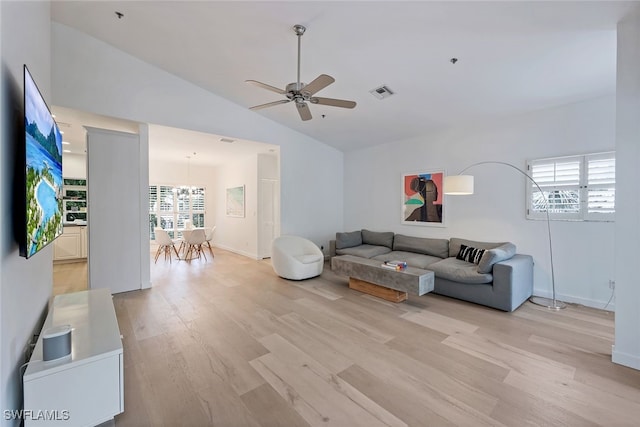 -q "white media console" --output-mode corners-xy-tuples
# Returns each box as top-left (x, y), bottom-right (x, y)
(23, 289), (124, 426)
